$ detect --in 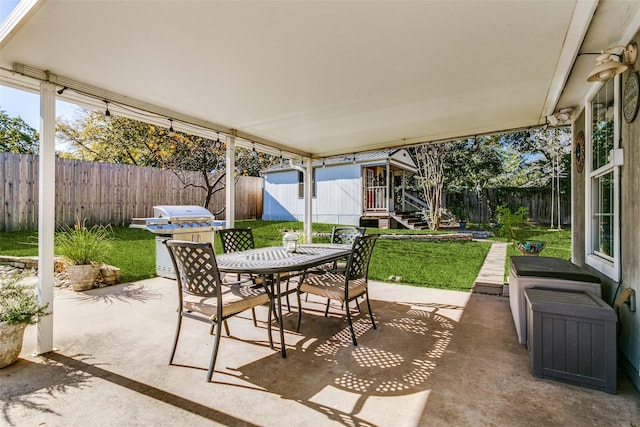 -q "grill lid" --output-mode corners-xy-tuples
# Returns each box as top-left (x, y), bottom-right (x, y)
(153, 205), (214, 221)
